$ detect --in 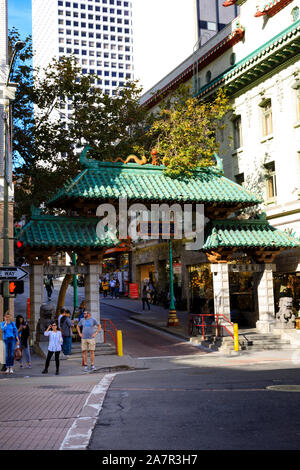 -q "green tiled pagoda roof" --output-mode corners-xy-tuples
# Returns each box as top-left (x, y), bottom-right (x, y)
(17, 215), (119, 249)
(48, 157), (262, 207)
(203, 219), (300, 250)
